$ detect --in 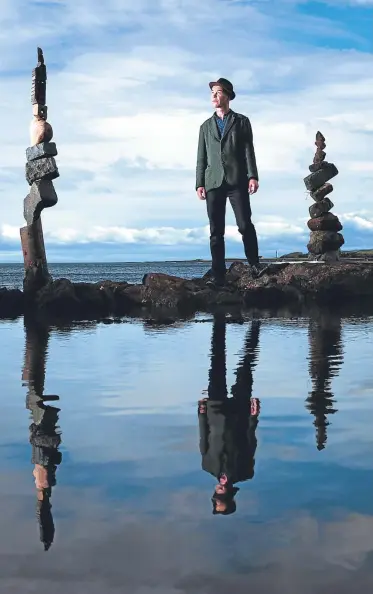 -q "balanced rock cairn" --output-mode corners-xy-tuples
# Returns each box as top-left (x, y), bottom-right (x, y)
(20, 48), (59, 293)
(303, 132), (344, 261)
